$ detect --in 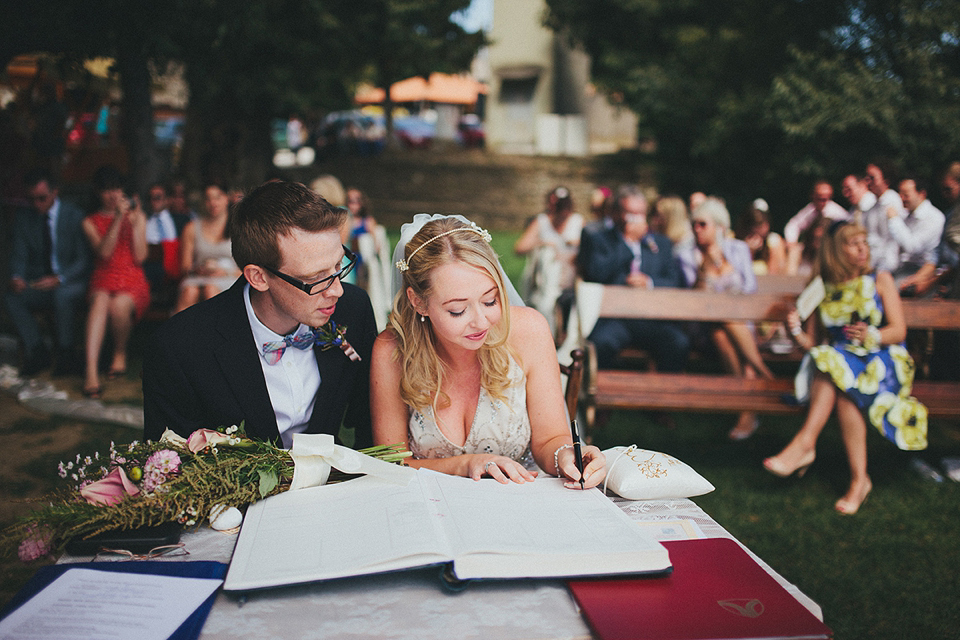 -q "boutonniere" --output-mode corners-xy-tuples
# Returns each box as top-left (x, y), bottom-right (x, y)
(313, 320), (360, 361)
(645, 235), (659, 254)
